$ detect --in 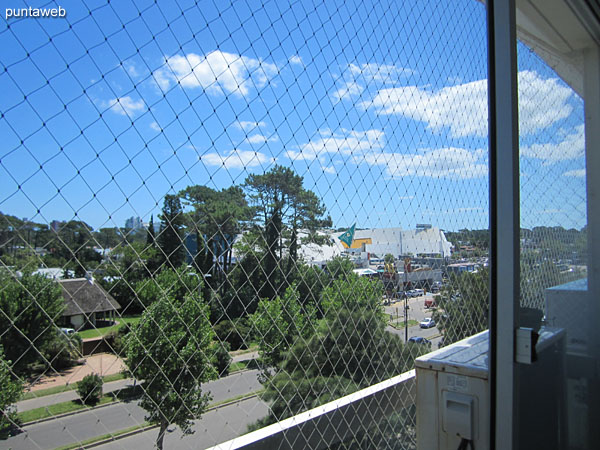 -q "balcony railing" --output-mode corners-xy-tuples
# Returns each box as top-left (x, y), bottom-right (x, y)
(206, 370), (416, 450)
